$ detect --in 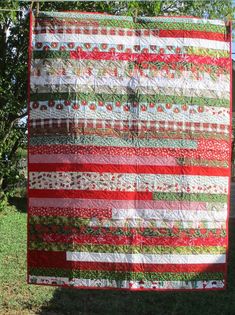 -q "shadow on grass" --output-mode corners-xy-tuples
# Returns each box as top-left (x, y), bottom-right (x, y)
(8, 197), (27, 213)
(36, 220), (235, 315)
